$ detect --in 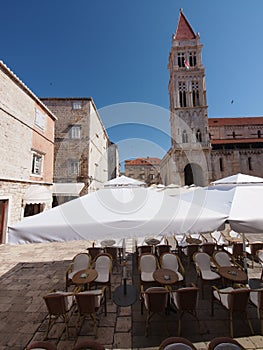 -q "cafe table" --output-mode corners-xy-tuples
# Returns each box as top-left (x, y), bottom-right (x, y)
(72, 269), (98, 291)
(186, 237), (202, 245)
(153, 268), (178, 286)
(218, 266), (247, 285)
